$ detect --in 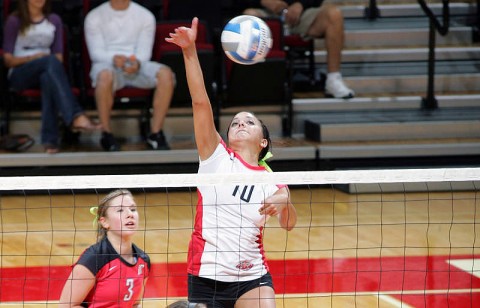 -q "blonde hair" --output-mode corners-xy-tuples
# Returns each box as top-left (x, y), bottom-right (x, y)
(93, 189), (133, 241)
